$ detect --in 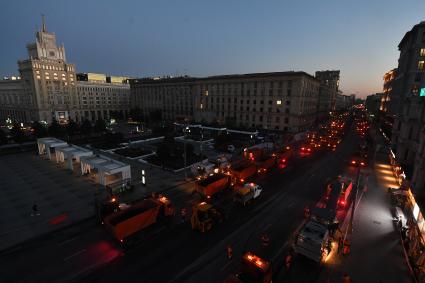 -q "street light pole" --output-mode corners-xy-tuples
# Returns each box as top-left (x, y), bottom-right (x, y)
(350, 166), (361, 232)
